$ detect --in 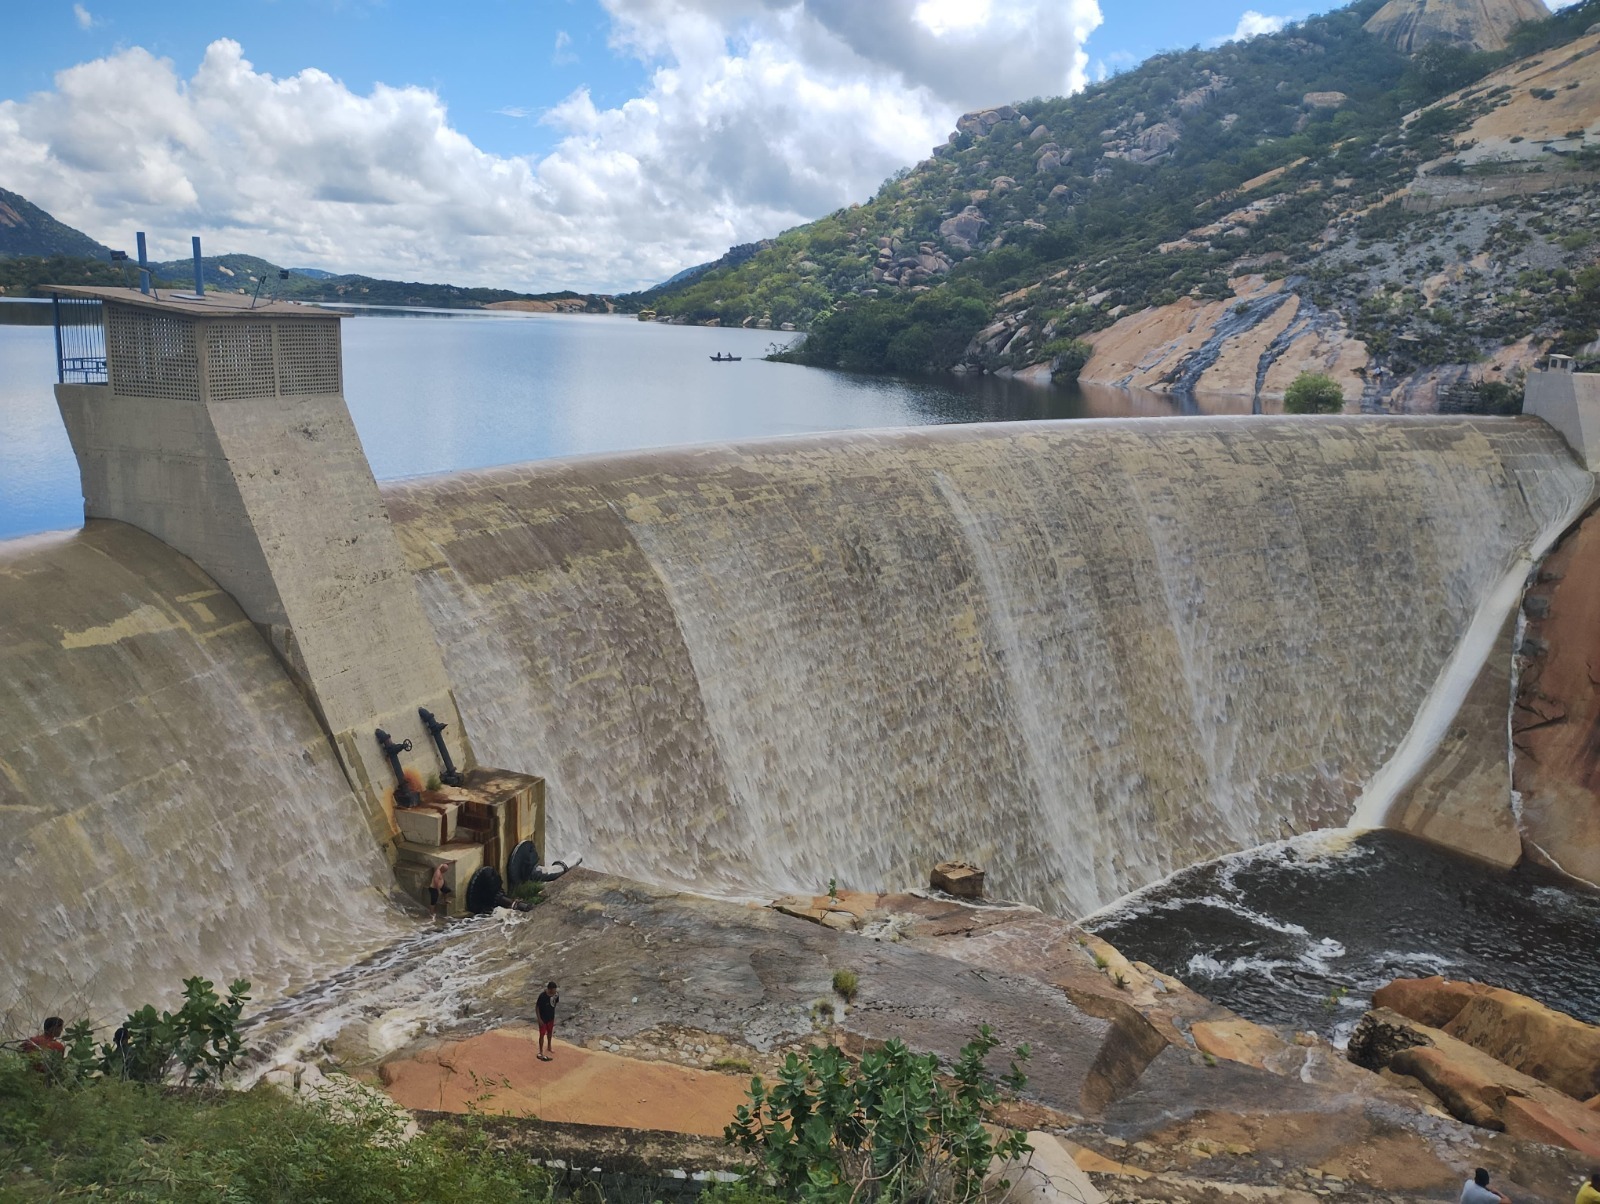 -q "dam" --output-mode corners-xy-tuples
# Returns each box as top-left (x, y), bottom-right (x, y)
(2, 285), (1598, 1025)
